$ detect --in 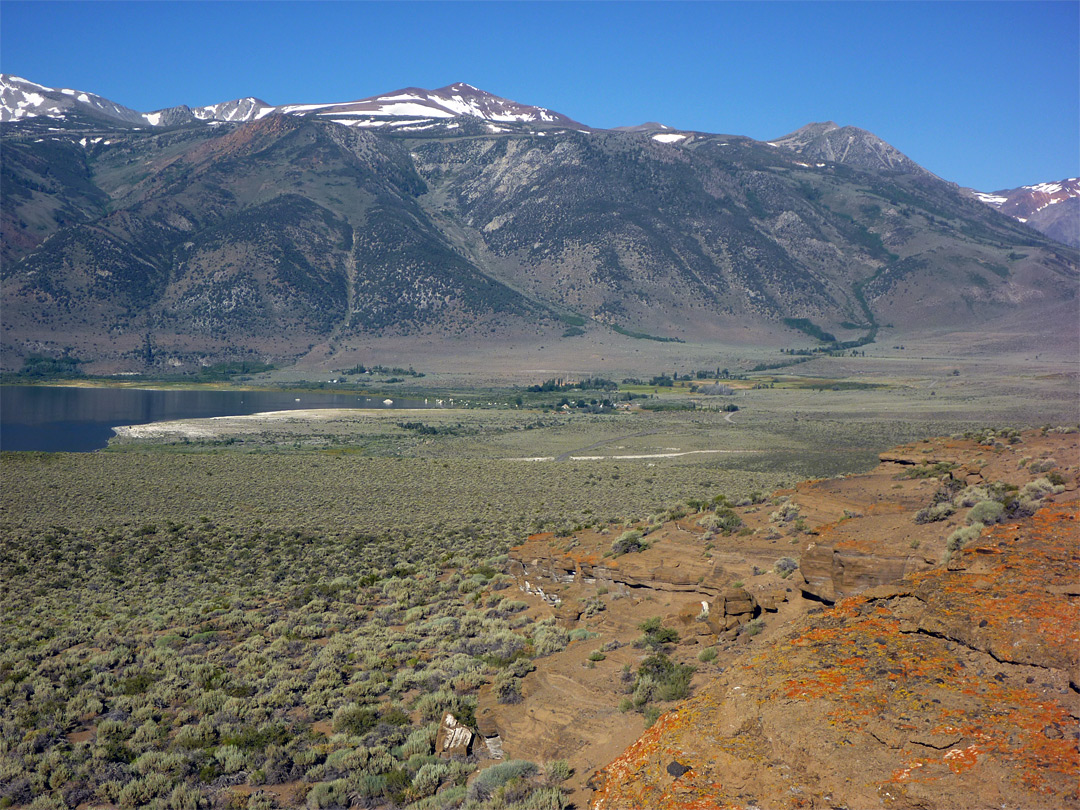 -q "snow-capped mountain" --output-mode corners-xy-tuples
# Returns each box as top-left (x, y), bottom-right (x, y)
(3, 72), (1075, 247)
(3, 72), (1075, 370)
(0, 74), (151, 125)
(190, 97), (272, 123)
(0, 74), (583, 132)
(276, 82), (586, 131)
(970, 178), (1080, 247)
(971, 178), (1079, 221)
